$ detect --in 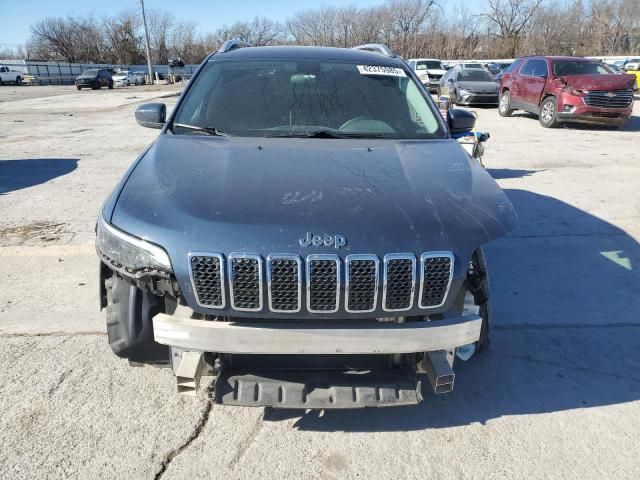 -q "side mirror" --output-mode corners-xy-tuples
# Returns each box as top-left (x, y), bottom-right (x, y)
(448, 108), (477, 134)
(135, 103), (166, 129)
